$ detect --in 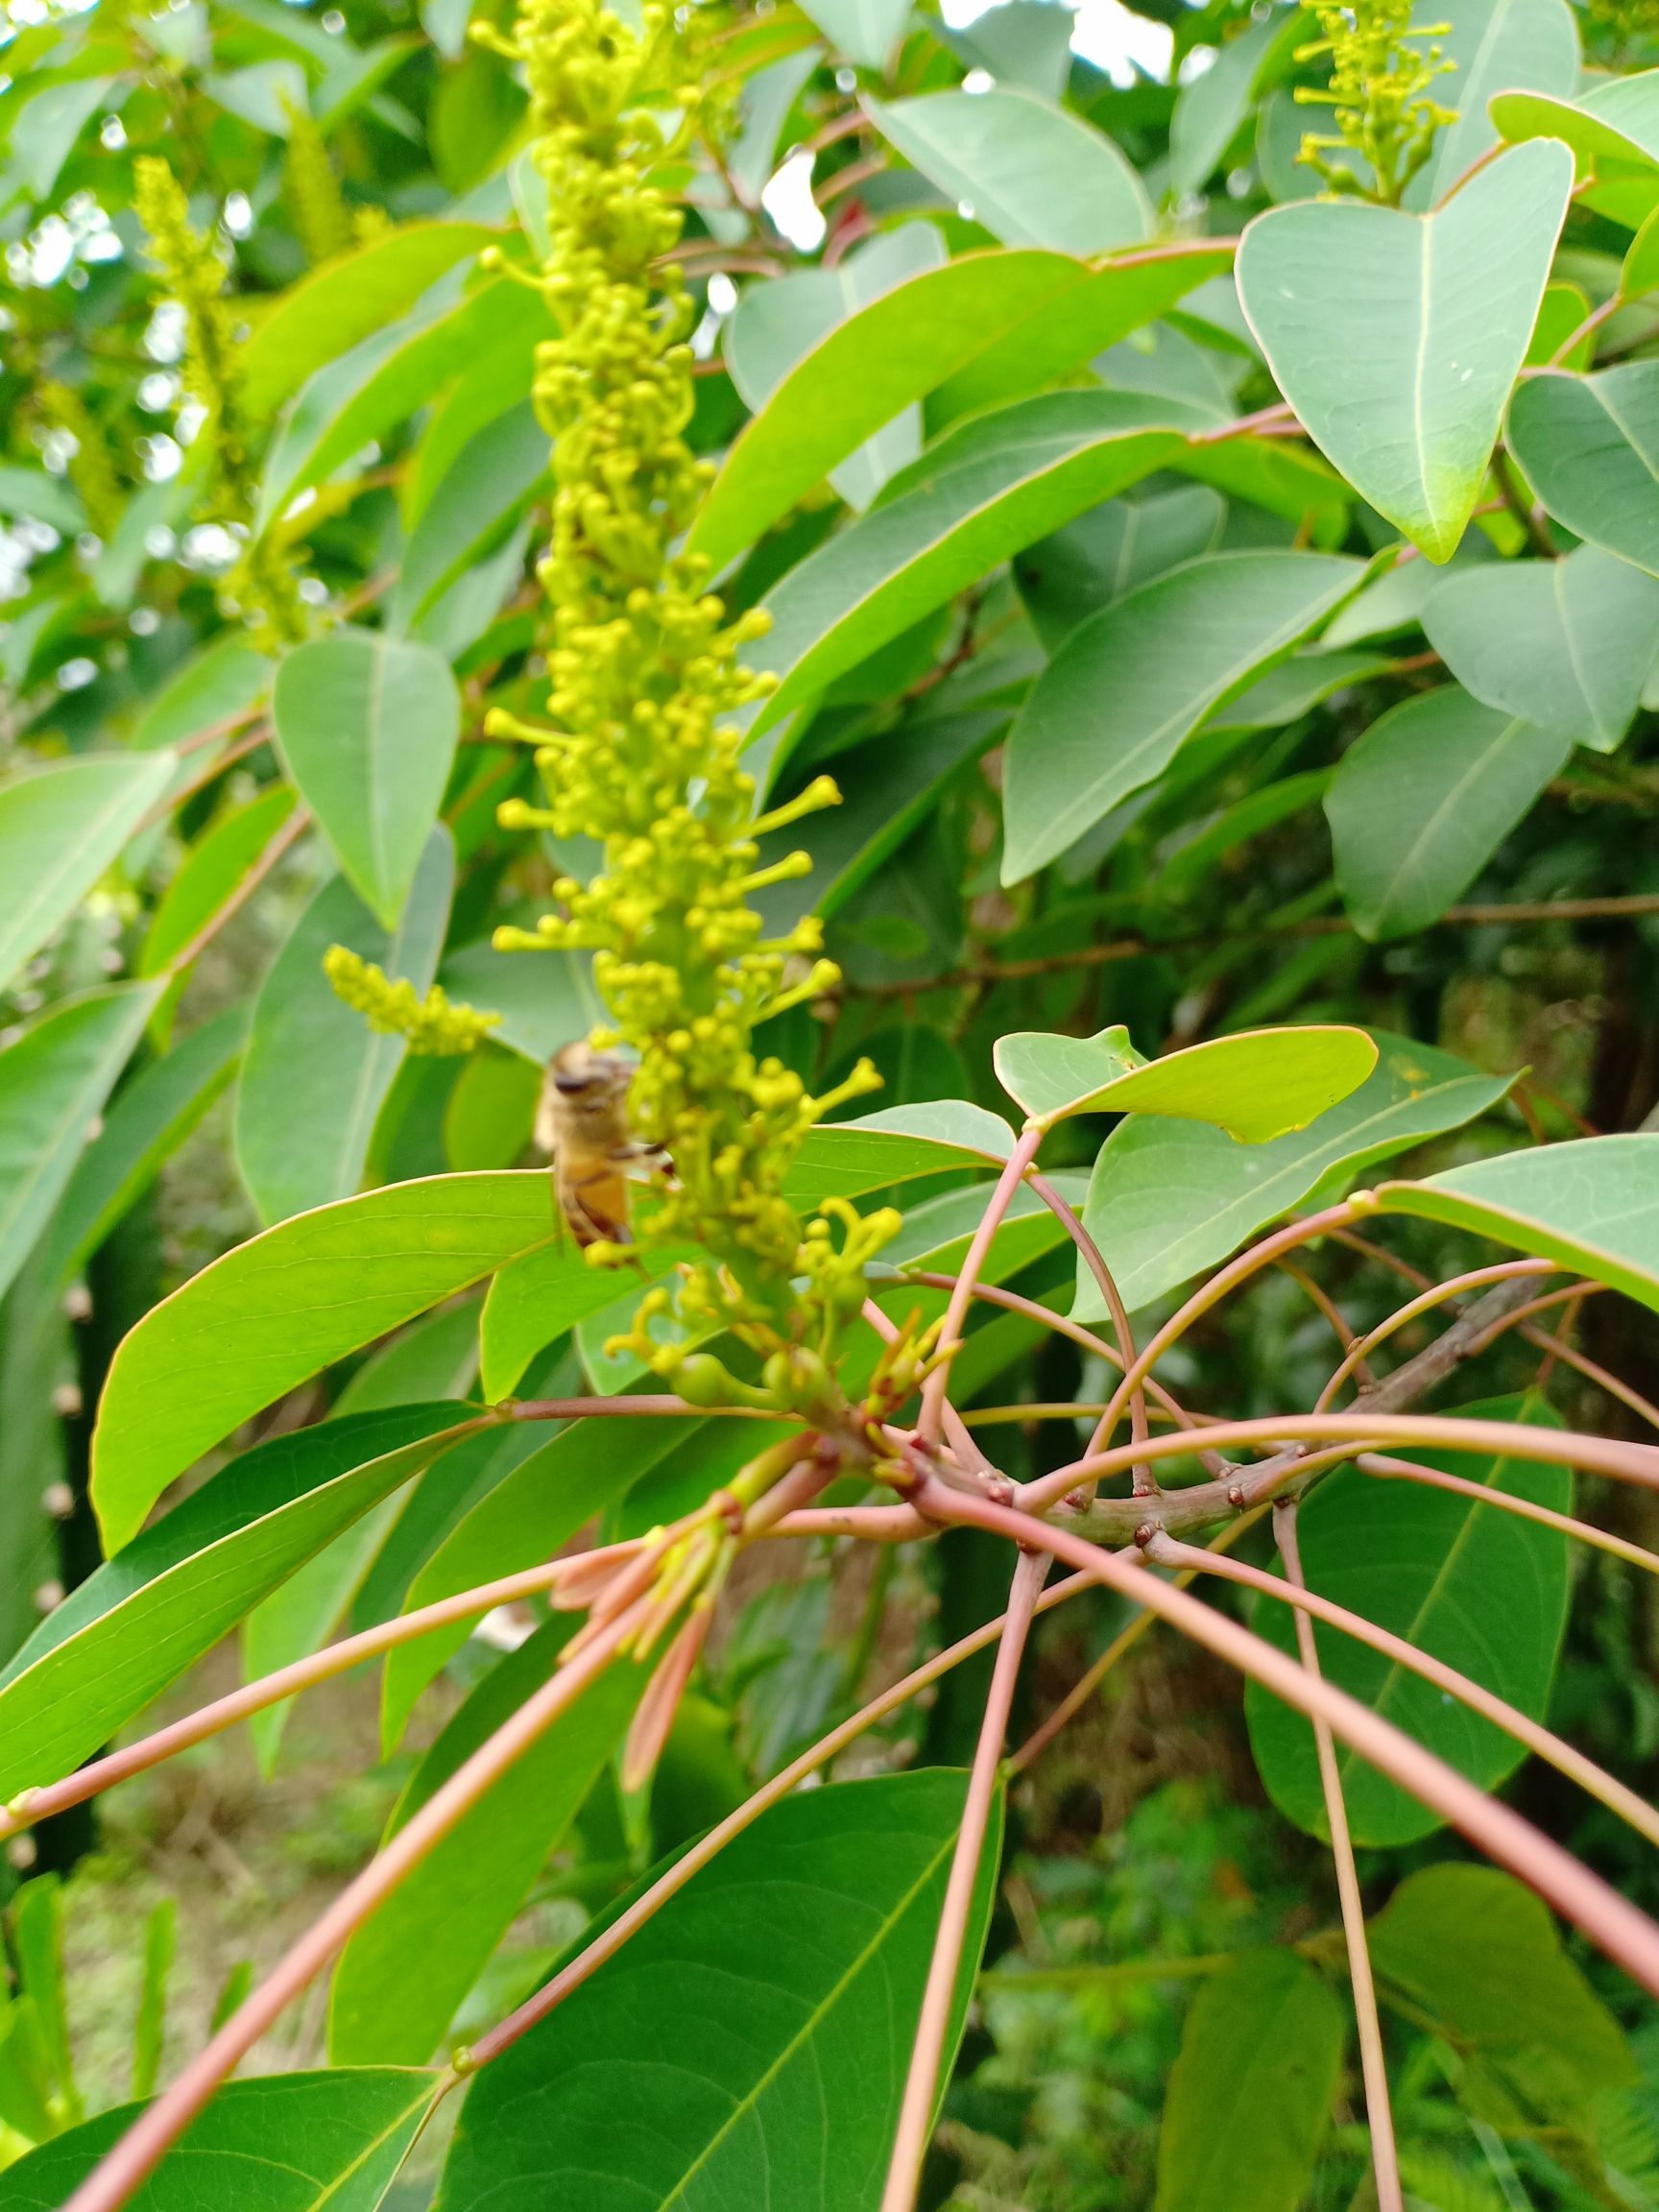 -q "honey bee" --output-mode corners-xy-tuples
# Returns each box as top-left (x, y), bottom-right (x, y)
(537, 1042), (670, 1248)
